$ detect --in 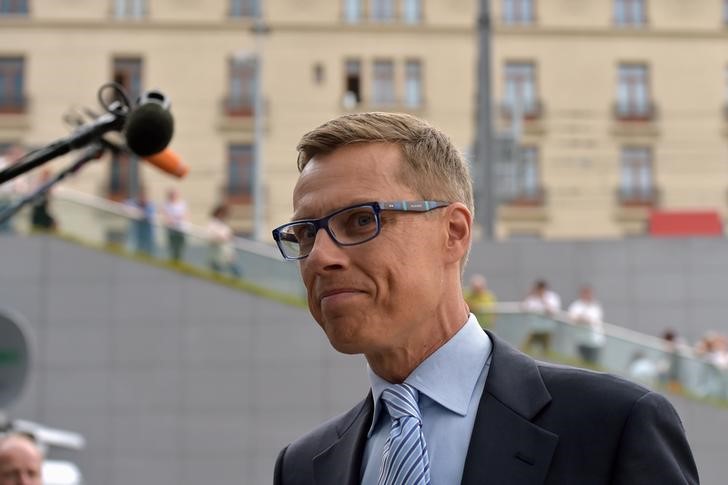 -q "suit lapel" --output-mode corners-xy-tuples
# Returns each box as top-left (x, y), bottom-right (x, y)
(312, 393), (373, 485)
(461, 332), (558, 485)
